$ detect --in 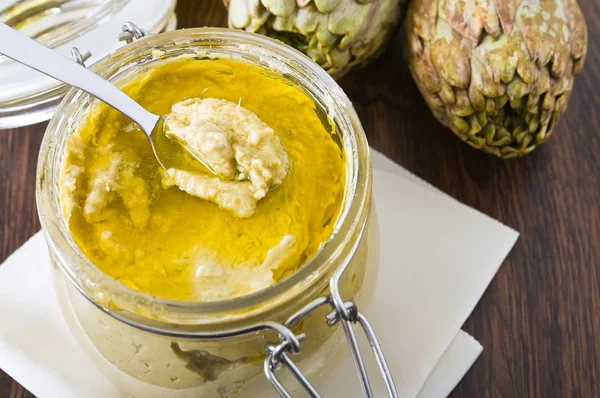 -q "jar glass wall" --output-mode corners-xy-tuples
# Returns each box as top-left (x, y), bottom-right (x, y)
(37, 28), (378, 397)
